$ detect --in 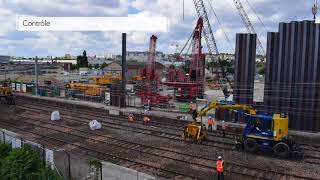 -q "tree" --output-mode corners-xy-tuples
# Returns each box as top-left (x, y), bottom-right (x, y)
(94, 64), (100, 69)
(100, 62), (108, 70)
(76, 50), (89, 68)
(0, 144), (61, 180)
(257, 61), (266, 75)
(76, 55), (82, 68)
(206, 58), (234, 76)
(0, 142), (12, 159)
(71, 64), (78, 70)
(0, 145), (42, 179)
(82, 50), (88, 67)
(258, 67), (266, 75)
